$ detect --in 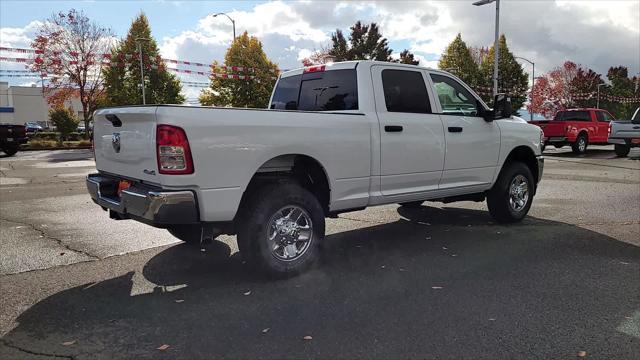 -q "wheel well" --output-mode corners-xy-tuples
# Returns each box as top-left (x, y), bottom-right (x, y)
(502, 146), (539, 186)
(241, 154), (331, 215)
